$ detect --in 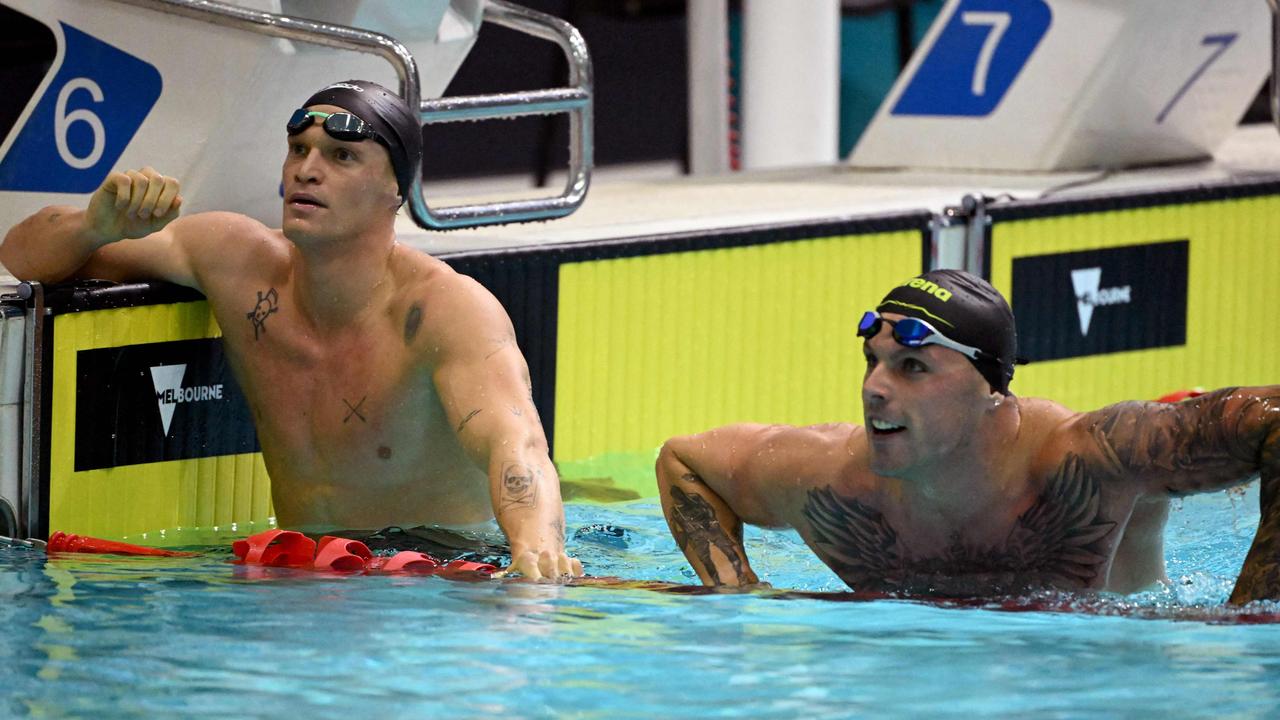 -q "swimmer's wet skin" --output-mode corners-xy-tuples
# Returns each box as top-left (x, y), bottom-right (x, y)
(0, 79), (582, 581)
(655, 269), (1280, 604)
